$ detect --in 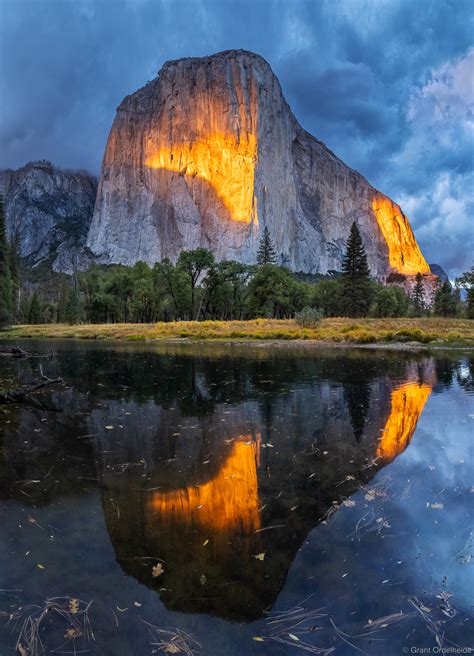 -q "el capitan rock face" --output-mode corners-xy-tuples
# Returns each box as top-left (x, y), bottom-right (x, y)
(1, 161), (97, 274)
(87, 49), (430, 280)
